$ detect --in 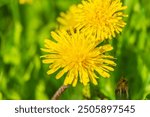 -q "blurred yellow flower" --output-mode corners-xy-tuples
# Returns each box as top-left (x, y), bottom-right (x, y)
(57, 5), (78, 30)
(19, 0), (32, 4)
(41, 30), (116, 87)
(58, 0), (127, 41)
